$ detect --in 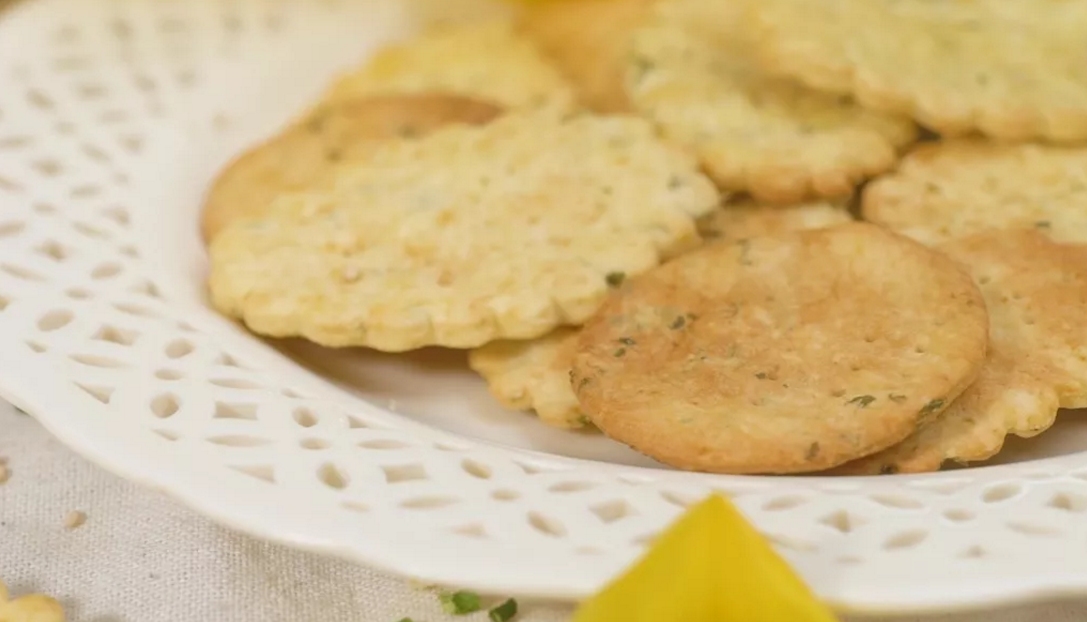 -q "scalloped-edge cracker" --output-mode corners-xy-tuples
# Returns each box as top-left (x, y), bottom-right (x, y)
(571, 222), (989, 474)
(625, 0), (916, 204)
(863, 141), (1087, 246)
(322, 20), (576, 112)
(751, 0), (1087, 142)
(519, 0), (656, 113)
(208, 111), (719, 352)
(838, 231), (1087, 475)
(469, 327), (586, 429)
(200, 94), (503, 241)
(698, 198), (853, 242)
